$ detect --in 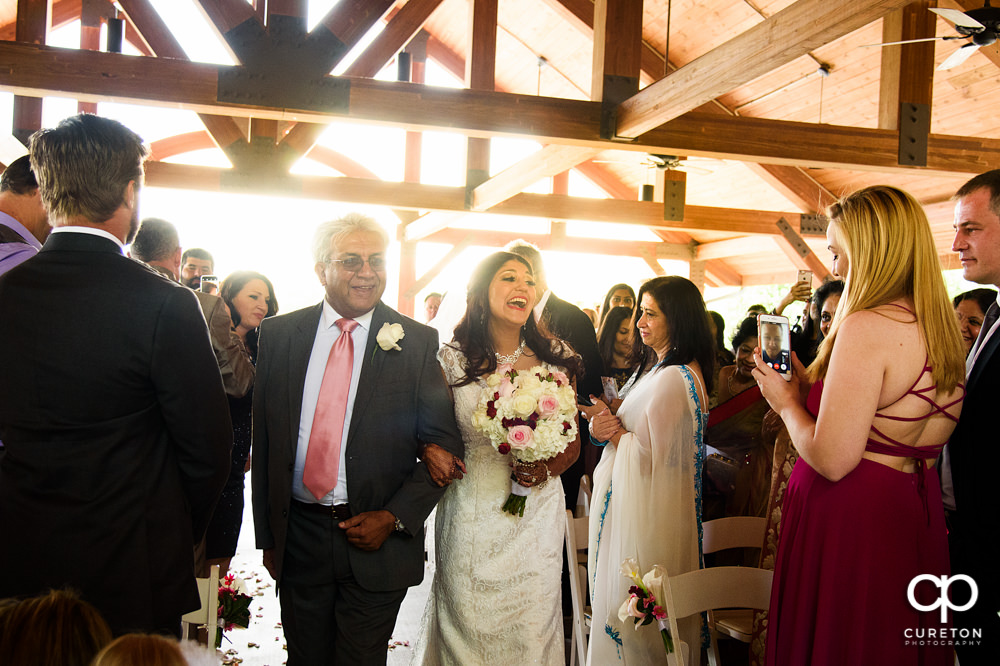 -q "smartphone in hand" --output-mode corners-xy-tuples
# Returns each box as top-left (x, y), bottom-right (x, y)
(757, 314), (792, 381)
